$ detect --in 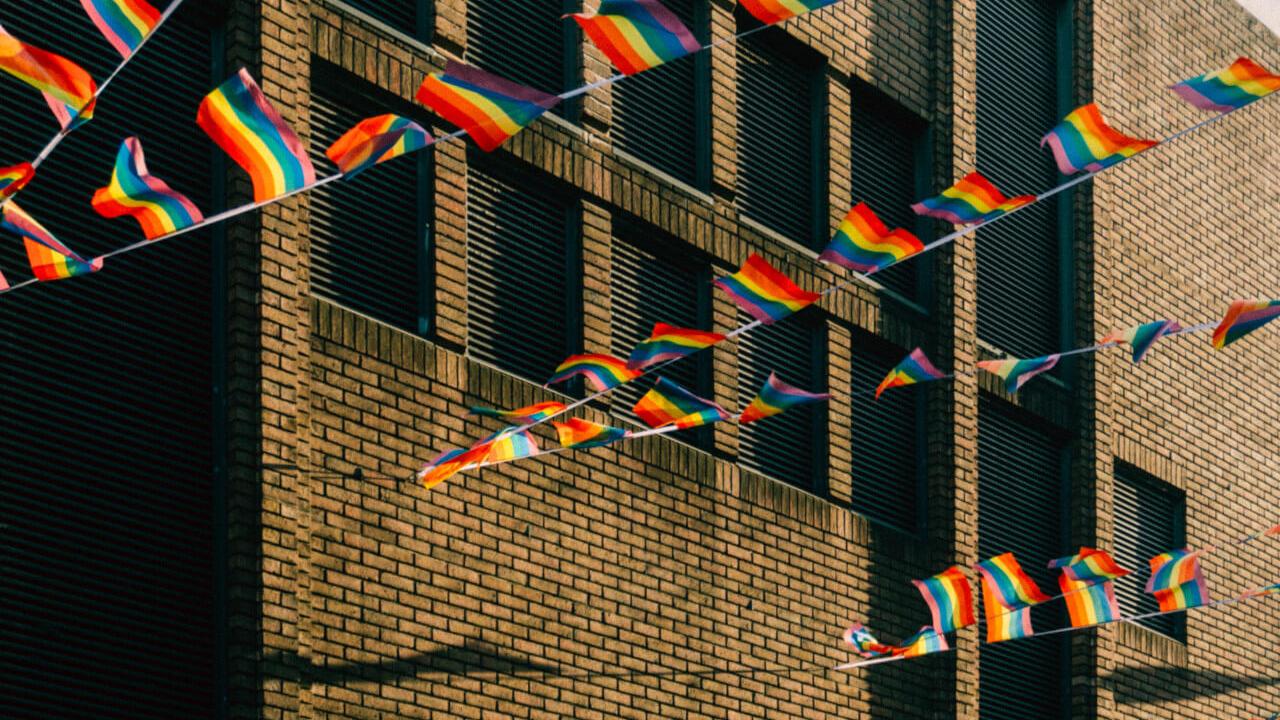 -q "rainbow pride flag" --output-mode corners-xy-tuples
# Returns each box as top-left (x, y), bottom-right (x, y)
(842, 623), (893, 659)
(975, 553), (1051, 643)
(1051, 547), (1128, 584)
(546, 353), (641, 392)
(23, 238), (103, 282)
(1171, 57), (1280, 113)
(80, 0), (163, 59)
(977, 354), (1060, 394)
(0, 266), (8, 292)
(469, 401), (566, 424)
(1146, 548), (1210, 612)
(633, 377), (728, 429)
(482, 427), (539, 463)
(714, 253), (821, 325)
(419, 441), (493, 490)
(326, 113), (432, 179)
(198, 68), (316, 203)
(2, 202), (82, 258)
(0, 162), (34, 202)
(911, 172), (1036, 226)
(1041, 103), (1158, 175)
(1212, 299), (1280, 349)
(627, 322), (725, 371)
(92, 137), (203, 240)
(739, 372), (831, 424)
(875, 347), (945, 399)
(417, 60), (561, 152)
(569, 0), (701, 76)
(737, 0), (839, 25)
(818, 203), (924, 275)
(1100, 319), (1182, 364)
(1048, 548), (1126, 627)
(892, 626), (949, 658)
(912, 566), (976, 634)
(552, 417), (628, 449)
(45, 93), (96, 132)
(0, 23), (97, 112)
